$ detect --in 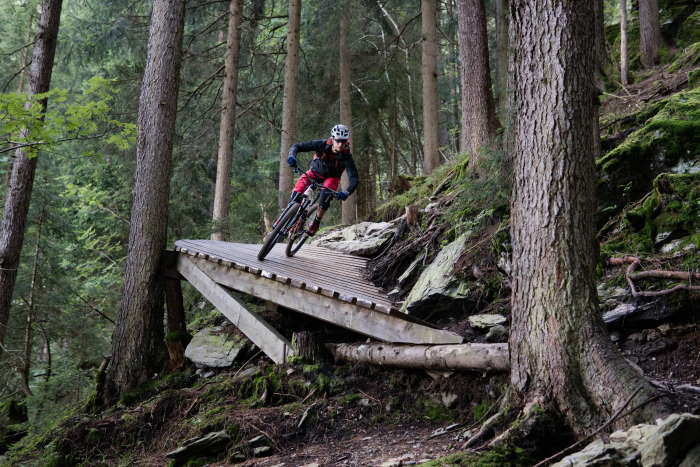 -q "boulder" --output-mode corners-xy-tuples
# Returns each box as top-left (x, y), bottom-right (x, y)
(553, 413), (700, 467)
(402, 233), (470, 315)
(469, 314), (507, 330)
(311, 221), (398, 256)
(486, 325), (508, 343)
(166, 430), (231, 461)
(185, 326), (249, 368)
